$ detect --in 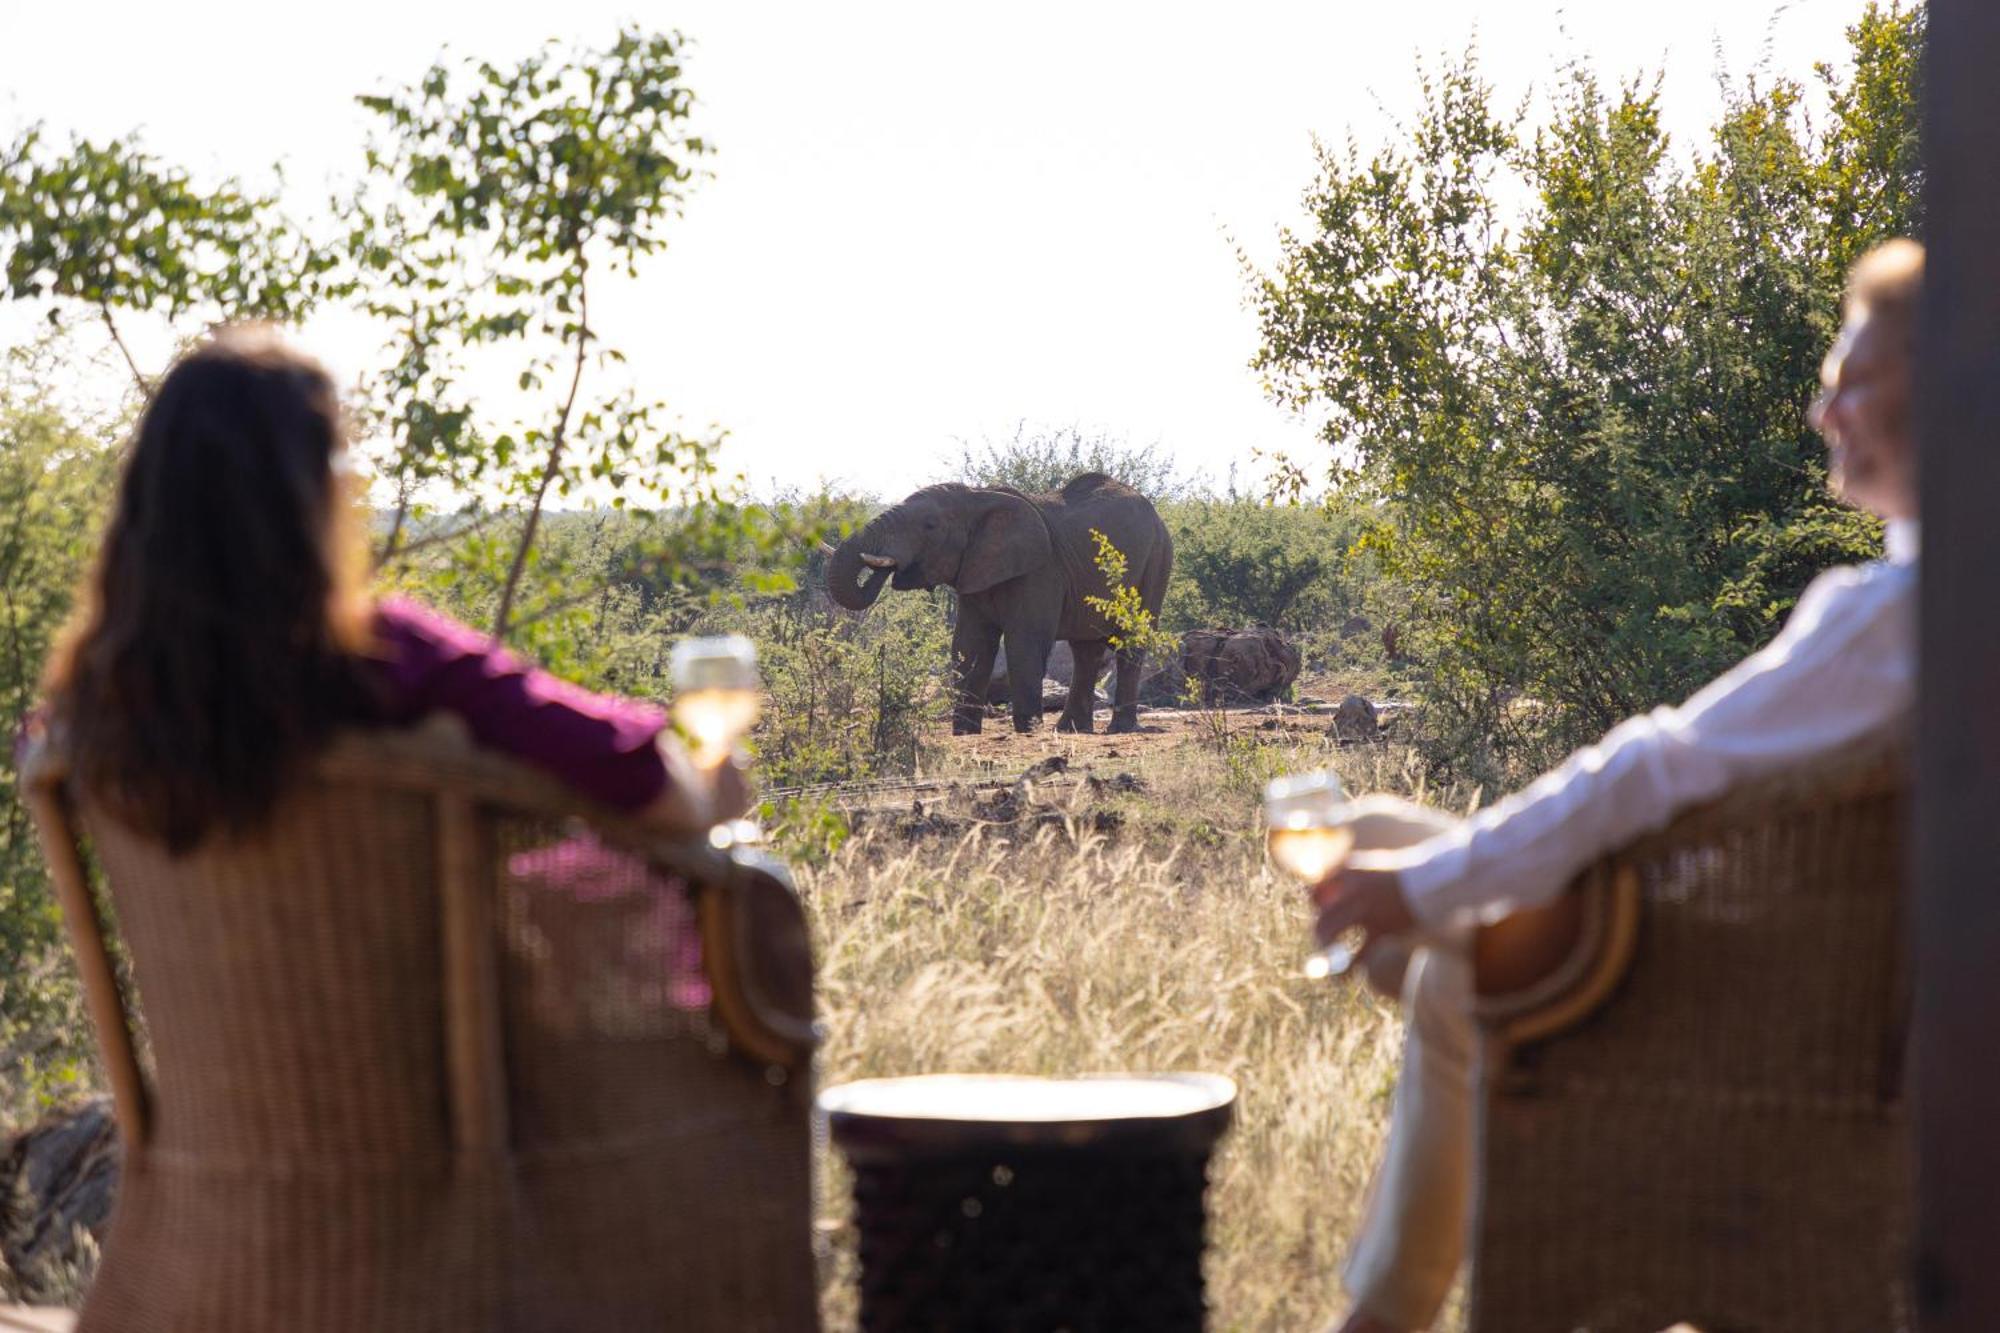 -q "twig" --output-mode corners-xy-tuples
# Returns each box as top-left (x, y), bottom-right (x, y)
(373, 506), (503, 568)
(504, 581), (614, 635)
